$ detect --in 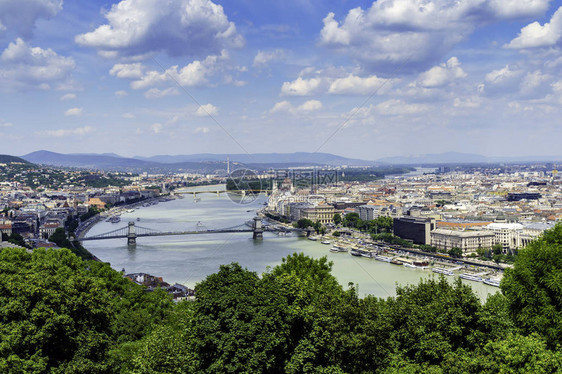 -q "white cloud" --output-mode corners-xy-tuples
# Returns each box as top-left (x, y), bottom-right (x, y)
(196, 103), (219, 116)
(60, 93), (76, 101)
(128, 51), (228, 90)
(328, 74), (393, 95)
(281, 77), (323, 96)
(151, 123), (162, 134)
(298, 100), (322, 111)
(415, 57), (467, 88)
(115, 90), (128, 97)
(144, 87), (179, 99)
(0, 38), (75, 91)
(75, 0), (243, 59)
(0, 0), (62, 39)
(319, 0), (551, 72)
(506, 6), (562, 49)
(64, 107), (83, 116)
(0, 121), (13, 127)
(269, 100), (323, 114)
(253, 49), (285, 67)
(519, 70), (550, 95)
(122, 113), (135, 118)
(41, 126), (94, 138)
(109, 63), (144, 79)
